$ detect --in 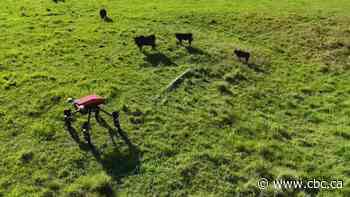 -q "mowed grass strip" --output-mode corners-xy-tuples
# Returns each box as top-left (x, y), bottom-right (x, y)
(0, 0), (350, 196)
